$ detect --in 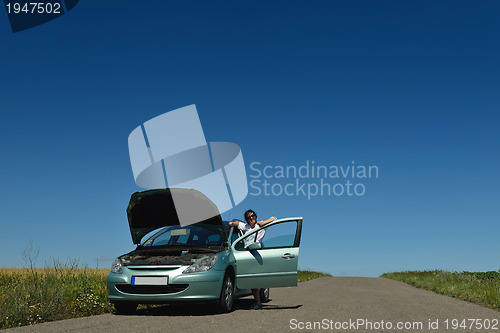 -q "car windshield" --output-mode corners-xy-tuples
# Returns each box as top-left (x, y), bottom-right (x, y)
(141, 225), (225, 247)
